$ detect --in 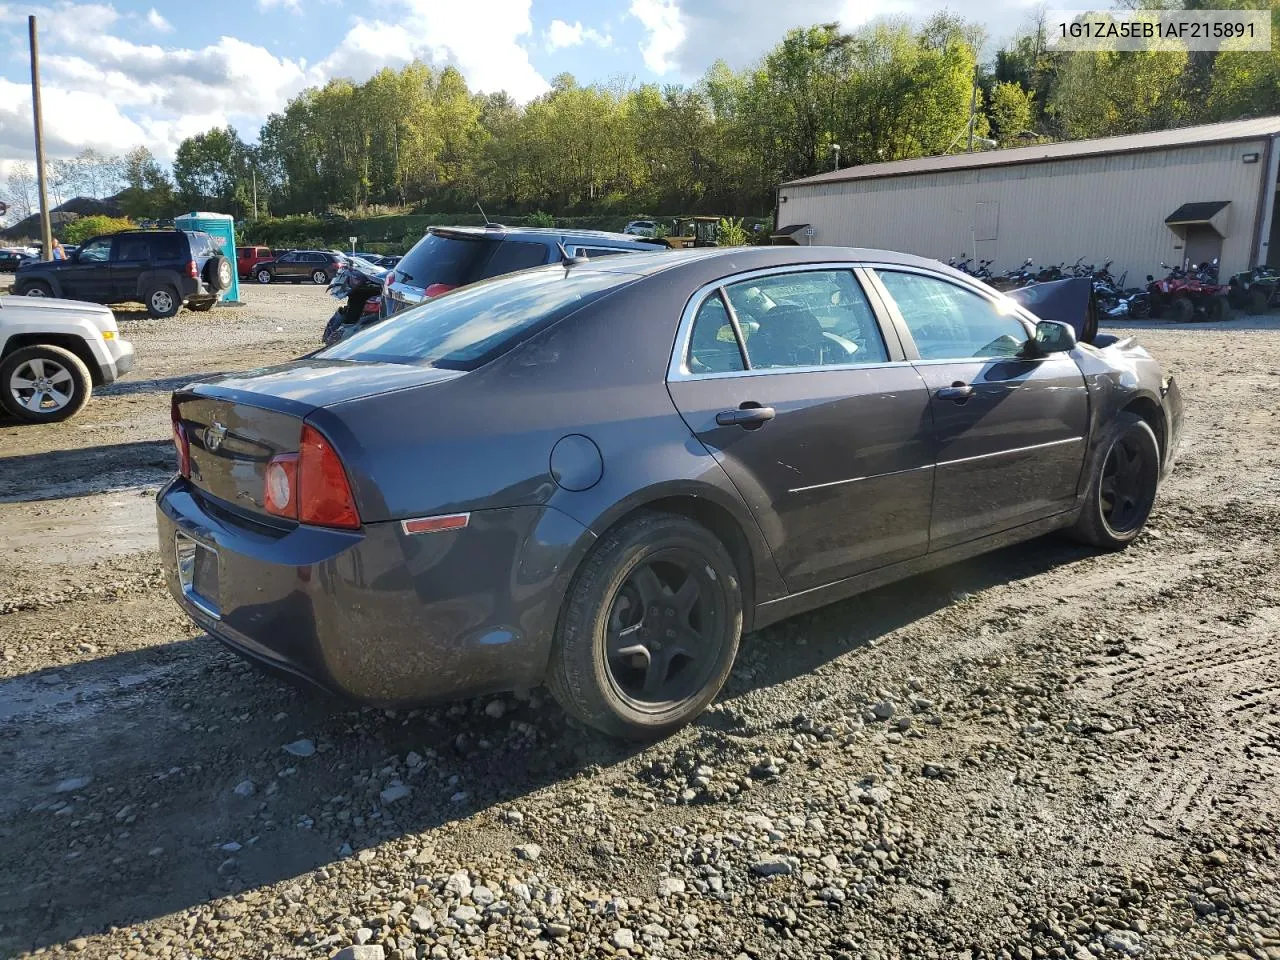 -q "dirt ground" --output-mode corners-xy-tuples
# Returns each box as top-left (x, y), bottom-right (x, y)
(1, 285), (1278, 960)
